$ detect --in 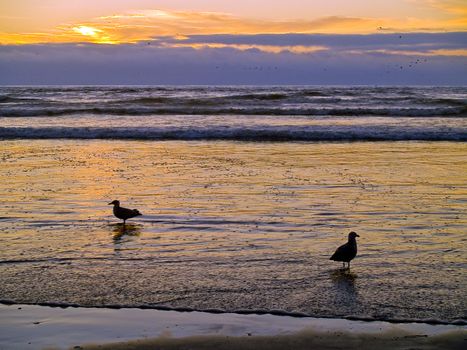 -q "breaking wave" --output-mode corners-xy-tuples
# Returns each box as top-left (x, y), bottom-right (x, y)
(1, 106), (466, 117)
(1, 125), (466, 141)
(1, 86), (466, 141)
